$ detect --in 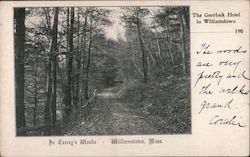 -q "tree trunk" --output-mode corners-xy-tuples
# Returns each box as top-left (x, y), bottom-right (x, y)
(44, 60), (52, 128)
(64, 7), (74, 120)
(166, 38), (174, 65)
(179, 11), (187, 75)
(63, 7), (70, 121)
(78, 15), (88, 106)
(43, 8), (52, 34)
(33, 51), (39, 127)
(85, 12), (93, 100)
(153, 23), (161, 57)
(136, 7), (148, 83)
(74, 9), (81, 113)
(51, 7), (59, 127)
(44, 8), (59, 133)
(183, 7), (189, 30)
(140, 35), (158, 72)
(14, 8), (26, 135)
(130, 41), (142, 76)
